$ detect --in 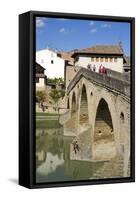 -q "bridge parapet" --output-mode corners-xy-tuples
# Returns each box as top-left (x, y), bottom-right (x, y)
(106, 68), (130, 82)
(67, 68), (130, 98)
